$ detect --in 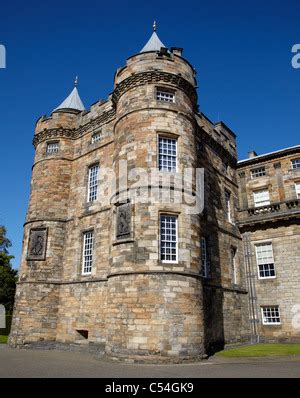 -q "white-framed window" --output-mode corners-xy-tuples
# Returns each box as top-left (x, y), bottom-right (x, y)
(291, 158), (300, 170)
(201, 237), (209, 278)
(231, 247), (237, 285)
(253, 189), (270, 207)
(261, 306), (281, 325)
(160, 214), (178, 263)
(156, 89), (175, 103)
(158, 136), (177, 172)
(46, 142), (59, 154)
(295, 182), (300, 199)
(82, 231), (94, 275)
(92, 132), (101, 144)
(251, 167), (266, 178)
(225, 190), (232, 222)
(255, 242), (276, 279)
(87, 164), (99, 202)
